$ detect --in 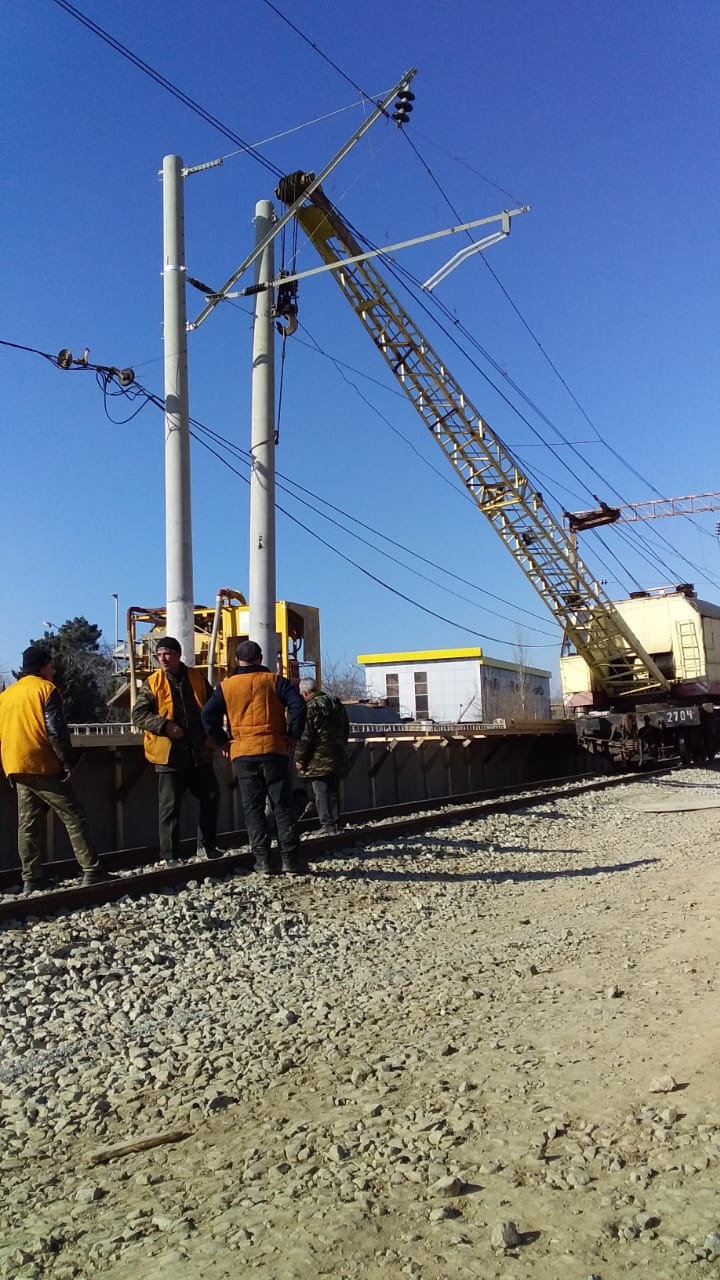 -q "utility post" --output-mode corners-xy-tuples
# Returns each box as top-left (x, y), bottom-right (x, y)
(110, 592), (119, 672)
(248, 199), (278, 669)
(162, 154), (195, 664)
